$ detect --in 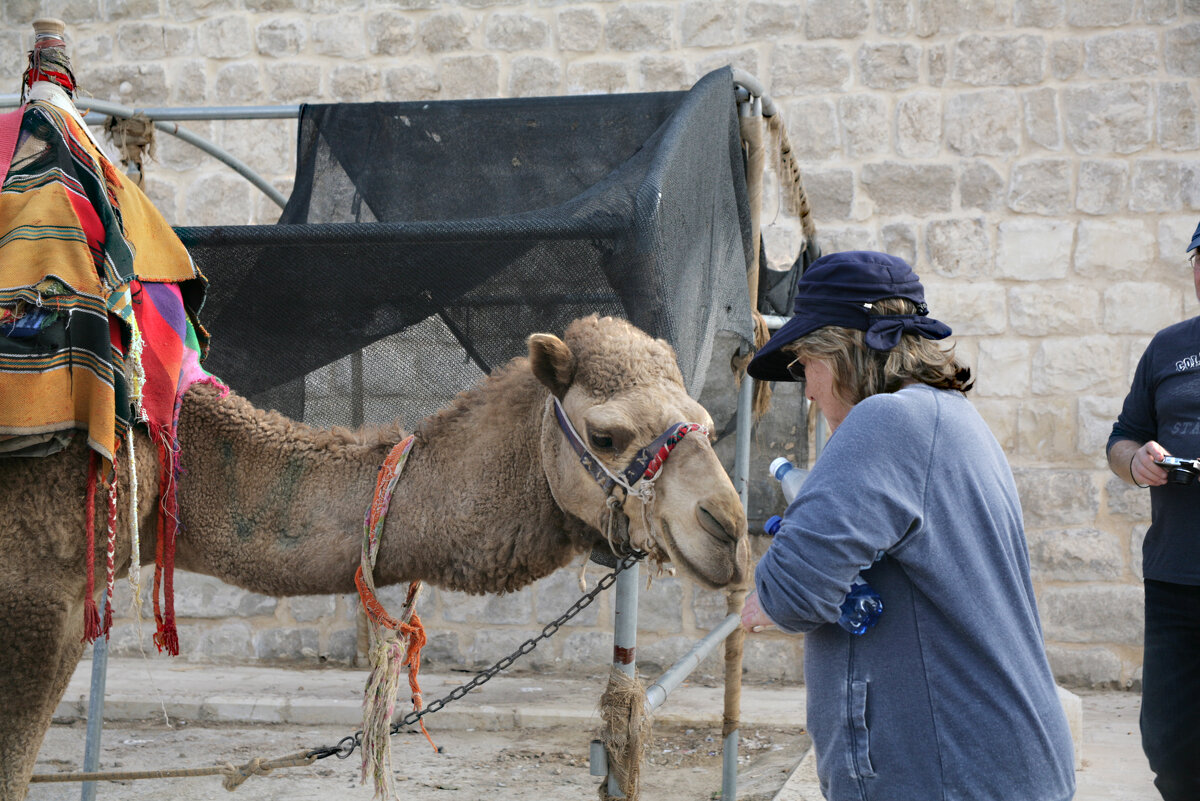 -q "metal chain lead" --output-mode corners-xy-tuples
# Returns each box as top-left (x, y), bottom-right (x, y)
(309, 550), (645, 762)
